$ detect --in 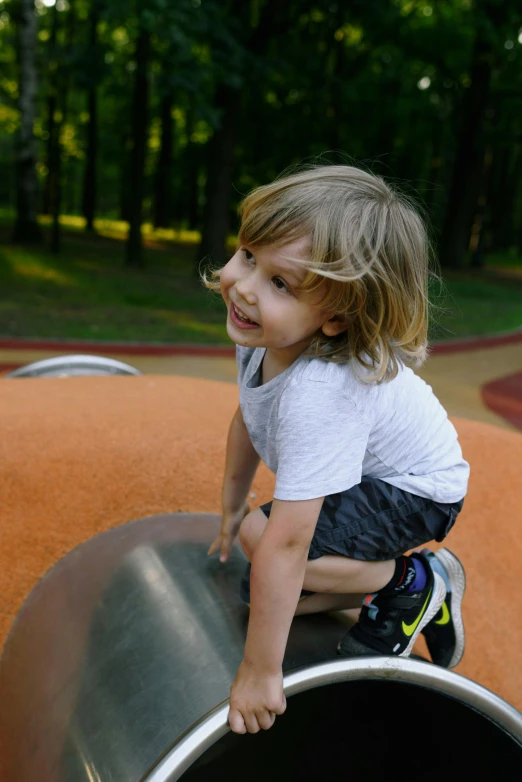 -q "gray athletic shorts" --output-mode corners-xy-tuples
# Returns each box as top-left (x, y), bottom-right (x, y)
(260, 477), (464, 562)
